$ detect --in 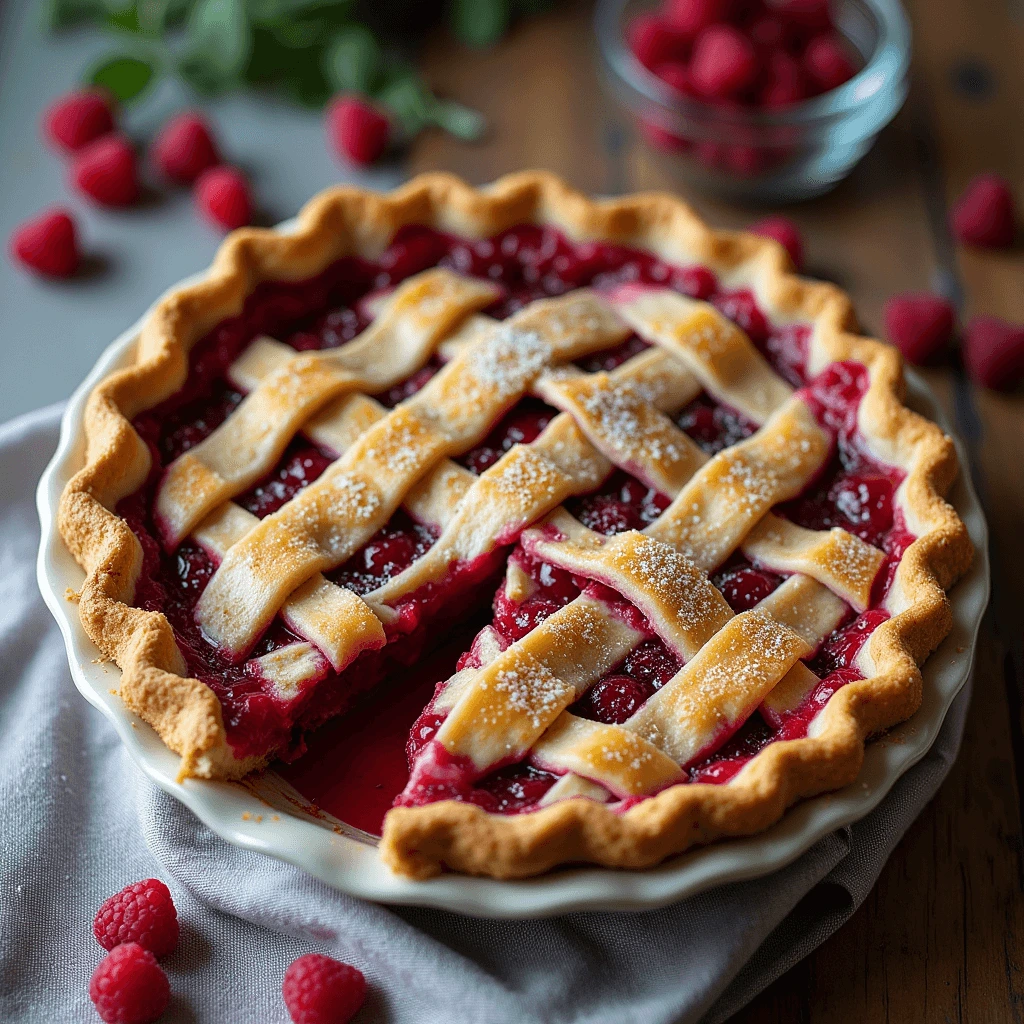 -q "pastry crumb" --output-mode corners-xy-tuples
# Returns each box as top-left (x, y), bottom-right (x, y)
(65, 587), (81, 603)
